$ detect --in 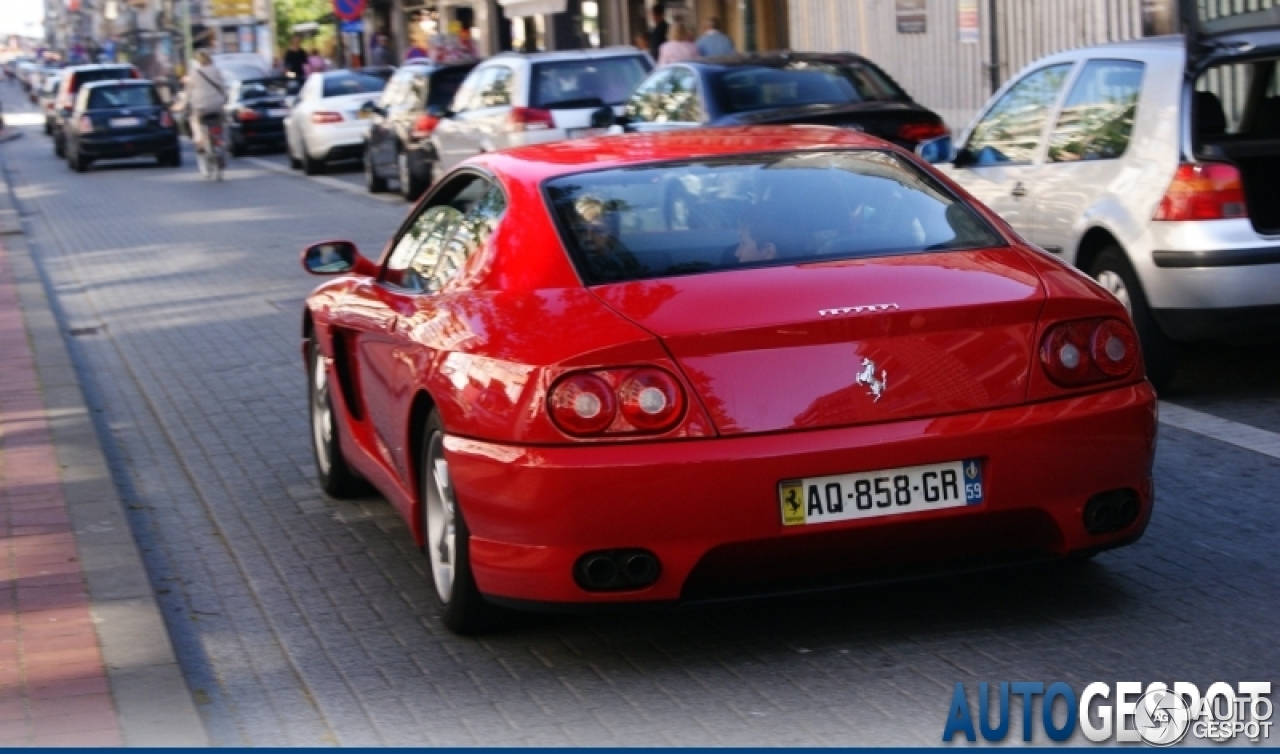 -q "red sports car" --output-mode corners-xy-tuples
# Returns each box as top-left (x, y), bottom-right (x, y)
(300, 127), (1157, 633)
